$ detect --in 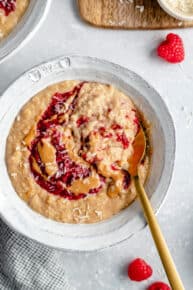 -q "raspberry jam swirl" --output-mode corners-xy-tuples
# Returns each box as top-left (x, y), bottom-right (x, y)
(0, 0), (16, 16)
(28, 83), (104, 200)
(26, 82), (140, 200)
